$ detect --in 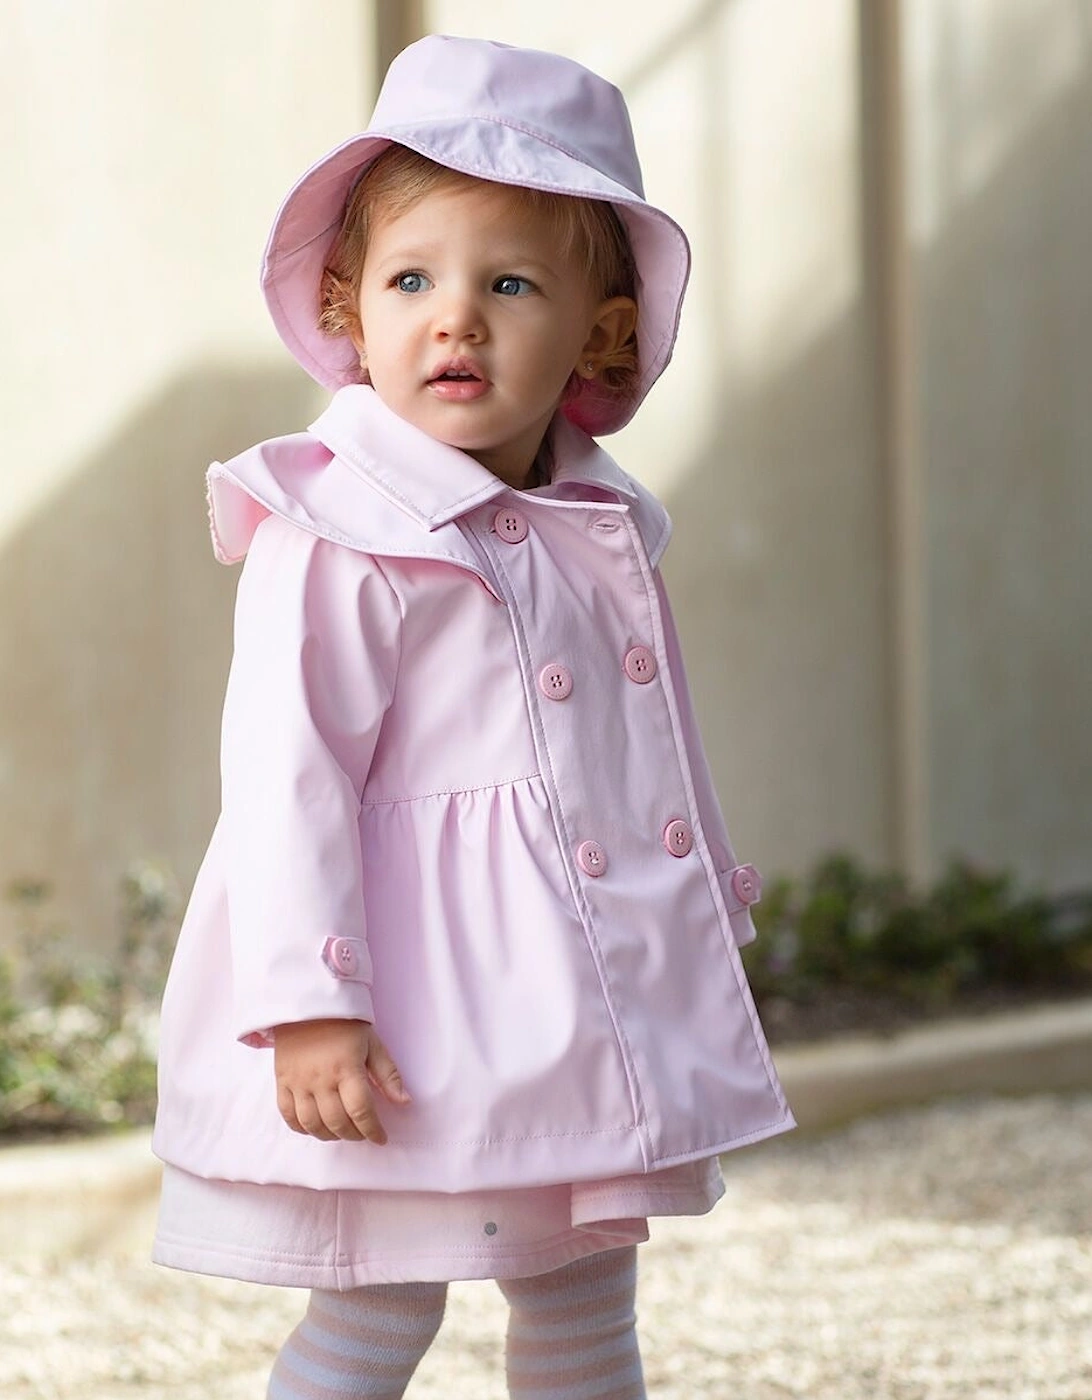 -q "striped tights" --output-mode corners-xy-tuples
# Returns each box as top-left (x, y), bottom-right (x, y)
(267, 1244), (645, 1399)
